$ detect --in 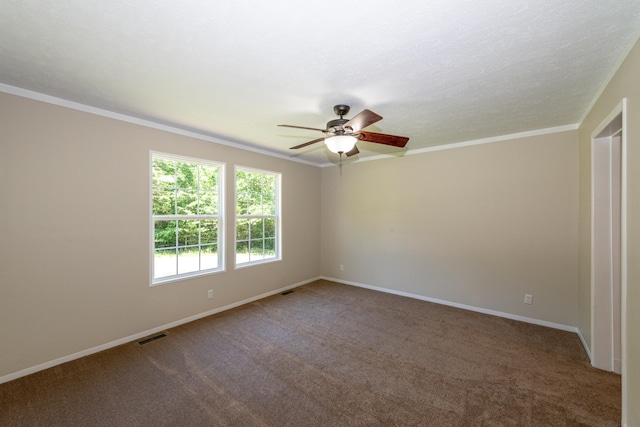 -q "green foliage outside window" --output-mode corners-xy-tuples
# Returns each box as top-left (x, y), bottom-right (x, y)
(235, 169), (279, 264)
(152, 154), (222, 281)
(151, 155), (279, 280)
